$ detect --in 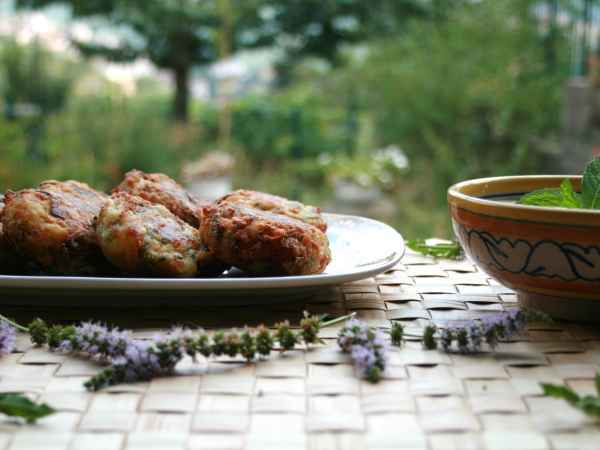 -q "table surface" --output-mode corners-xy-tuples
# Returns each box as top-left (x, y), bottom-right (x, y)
(0, 249), (599, 450)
